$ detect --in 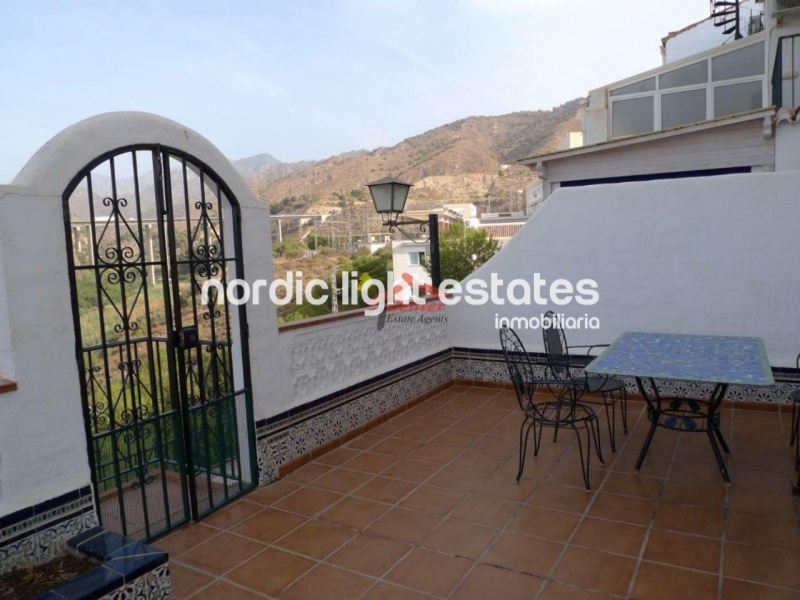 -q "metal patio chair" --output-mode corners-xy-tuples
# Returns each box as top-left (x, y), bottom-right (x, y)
(789, 353), (800, 470)
(541, 310), (628, 452)
(499, 326), (604, 491)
